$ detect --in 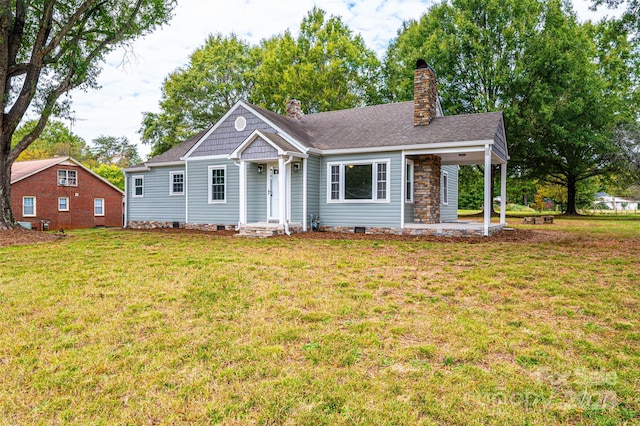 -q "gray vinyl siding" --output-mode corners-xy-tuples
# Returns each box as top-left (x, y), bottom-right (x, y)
(306, 155), (321, 220)
(319, 152), (402, 228)
(291, 162), (303, 223)
(126, 166), (185, 222)
(441, 165), (458, 222)
(190, 106), (279, 158)
(247, 162), (267, 222)
(186, 159), (239, 225)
